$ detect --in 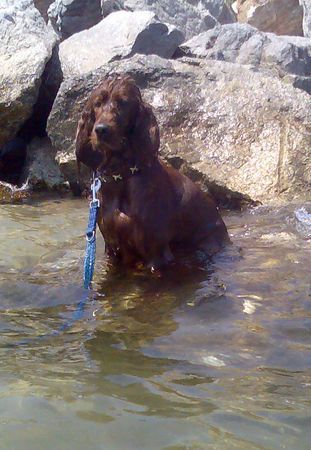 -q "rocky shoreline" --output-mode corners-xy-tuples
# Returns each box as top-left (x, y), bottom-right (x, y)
(1, 0), (310, 206)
